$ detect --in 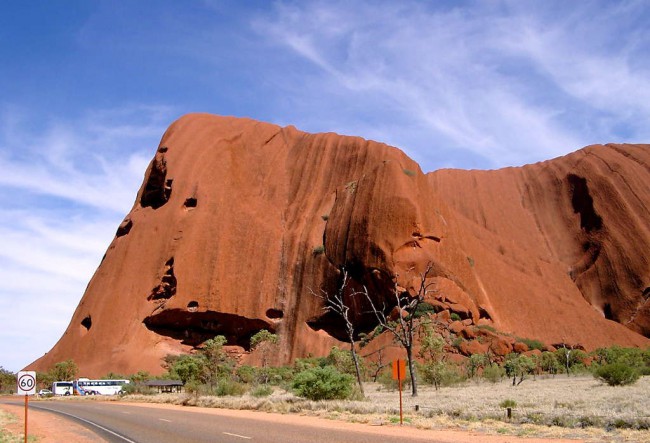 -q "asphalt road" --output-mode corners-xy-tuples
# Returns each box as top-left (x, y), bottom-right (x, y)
(1, 399), (441, 443)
